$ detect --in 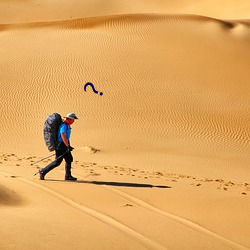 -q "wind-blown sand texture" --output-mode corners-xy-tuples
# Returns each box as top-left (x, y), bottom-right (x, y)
(1, 1), (250, 250)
